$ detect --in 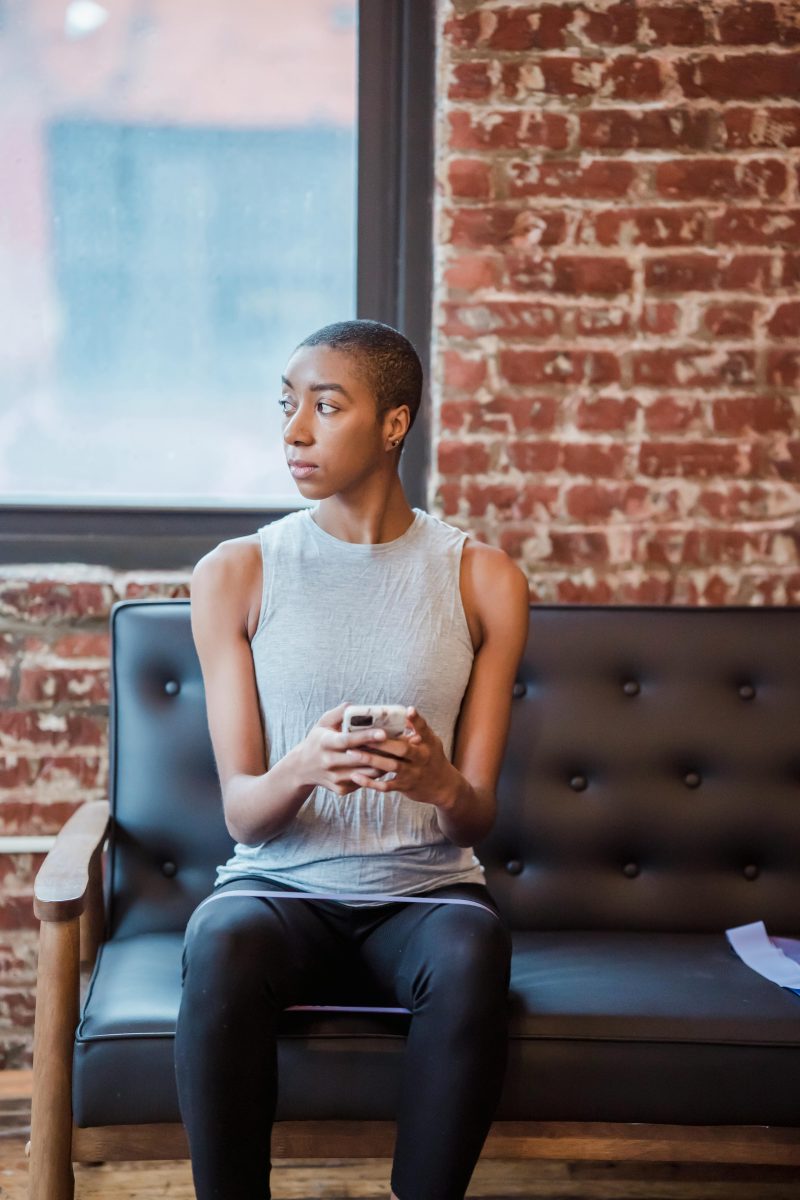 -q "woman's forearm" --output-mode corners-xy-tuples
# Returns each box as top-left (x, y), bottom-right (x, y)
(222, 744), (313, 846)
